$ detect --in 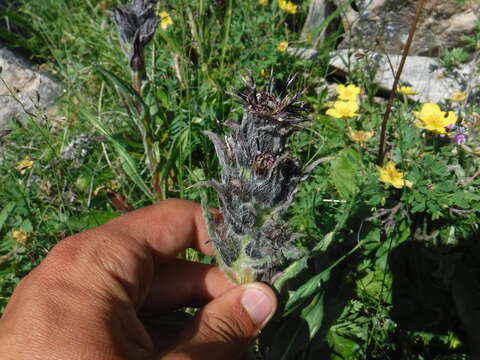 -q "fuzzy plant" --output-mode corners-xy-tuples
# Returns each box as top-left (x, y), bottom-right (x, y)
(203, 76), (319, 285)
(112, 0), (159, 93)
